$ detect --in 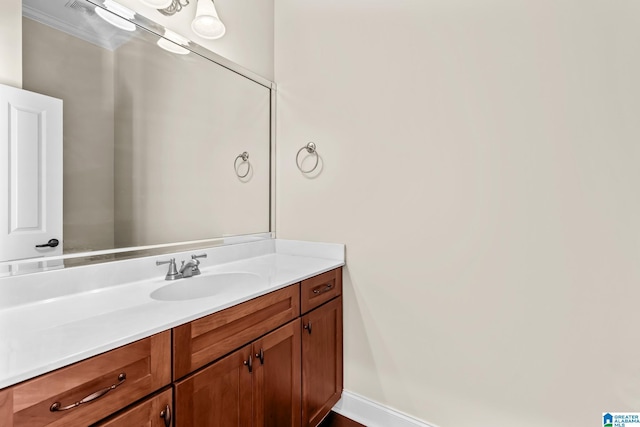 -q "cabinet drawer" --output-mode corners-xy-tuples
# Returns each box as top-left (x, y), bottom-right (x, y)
(0, 331), (171, 427)
(173, 284), (300, 379)
(93, 388), (172, 427)
(300, 268), (342, 314)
